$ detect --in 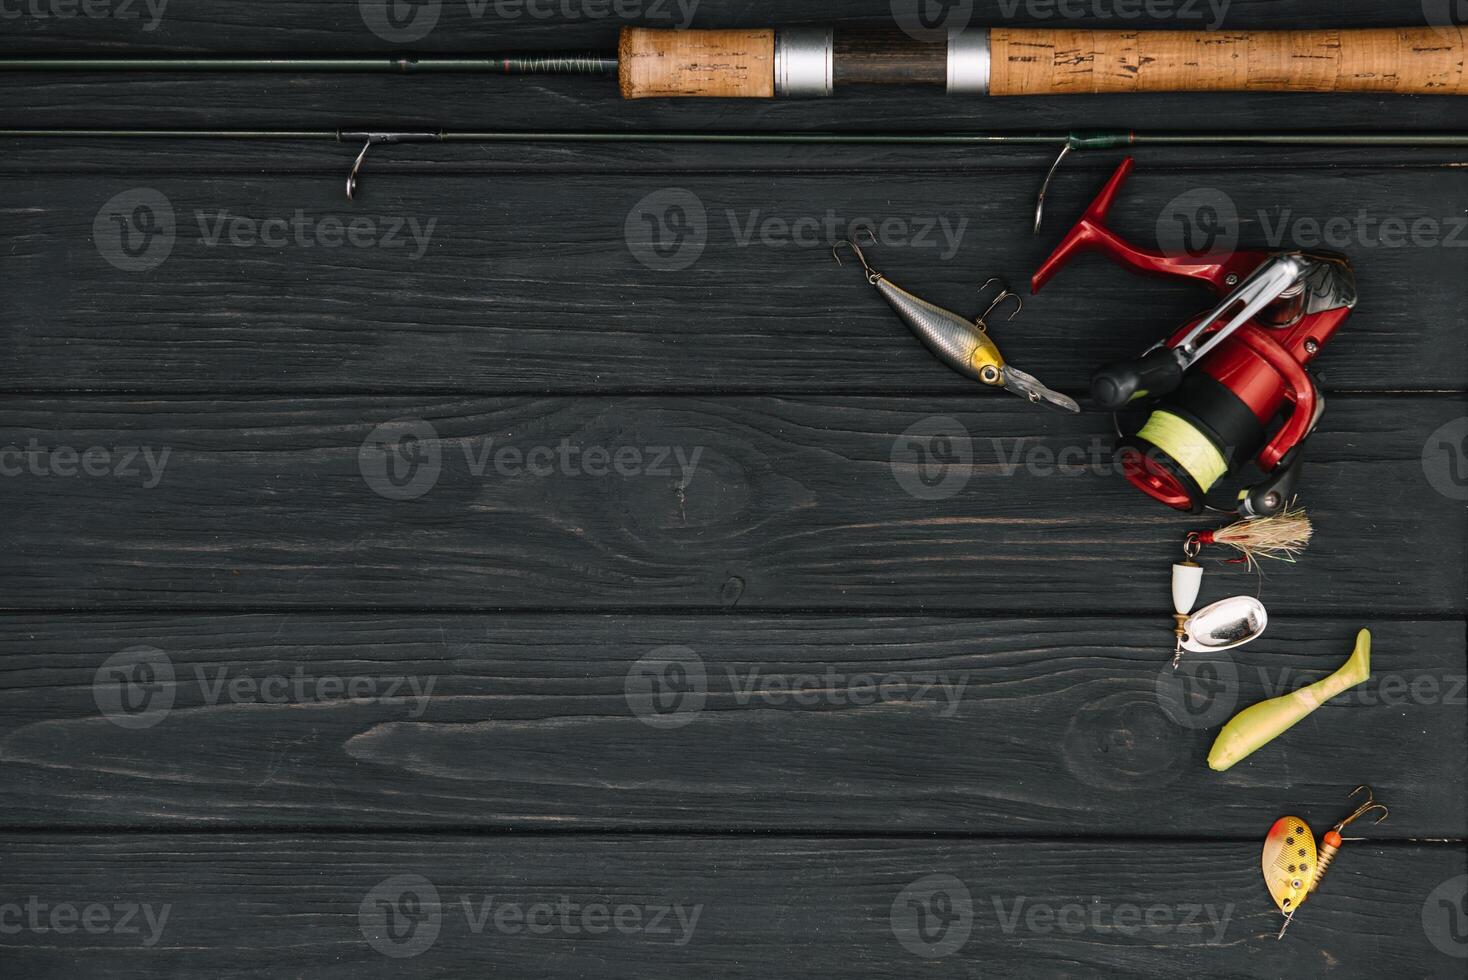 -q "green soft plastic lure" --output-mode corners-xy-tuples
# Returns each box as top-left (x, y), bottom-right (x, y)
(1208, 629), (1372, 772)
